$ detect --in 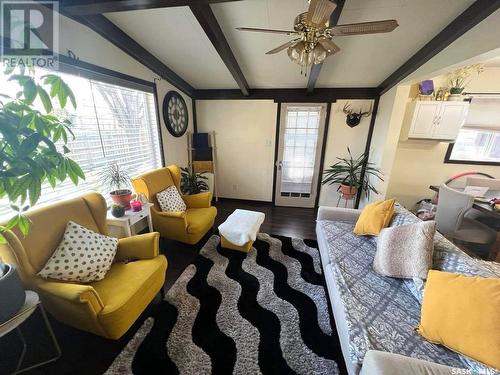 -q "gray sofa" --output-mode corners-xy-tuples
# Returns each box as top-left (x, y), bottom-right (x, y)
(316, 205), (499, 375)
